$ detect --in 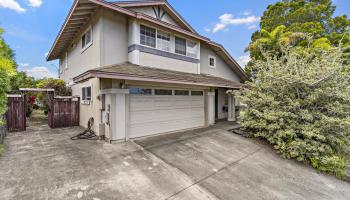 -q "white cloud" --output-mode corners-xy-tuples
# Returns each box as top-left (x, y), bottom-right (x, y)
(247, 24), (258, 30)
(243, 11), (252, 16)
(0, 0), (25, 13)
(27, 0), (42, 7)
(22, 66), (55, 79)
(237, 55), (251, 67)
(18, 63), (29, 67)
(211, 13), (260, 33)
